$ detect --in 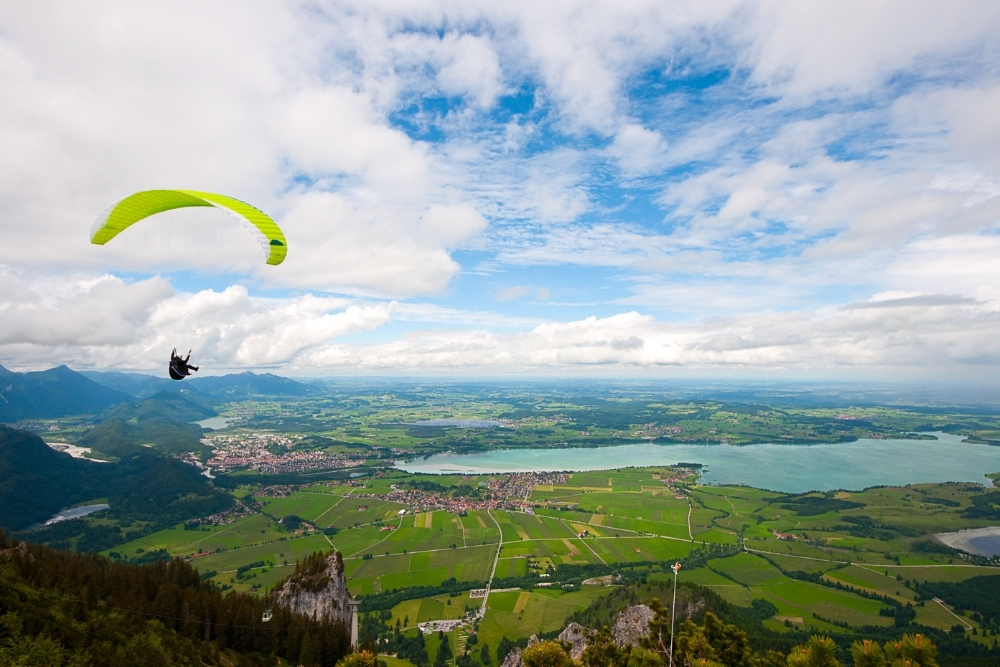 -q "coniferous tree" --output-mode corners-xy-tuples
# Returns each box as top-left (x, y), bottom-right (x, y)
(580, 626), (627, 667)
(335, 651), (379, 667)
(883, 634), (937, 667)
(626, 648), (664, 667)
(435, 633), (453, 667)
(787, 636), (840, 667)
(0, 533), (350, 666)
(521, 641), (579, 667)
(850, 639), (886, 667)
